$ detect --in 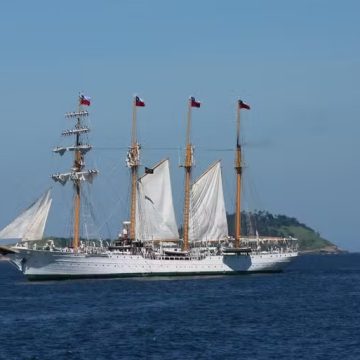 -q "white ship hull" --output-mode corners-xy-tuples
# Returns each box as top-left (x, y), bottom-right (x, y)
(7, 248), (298, 280)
